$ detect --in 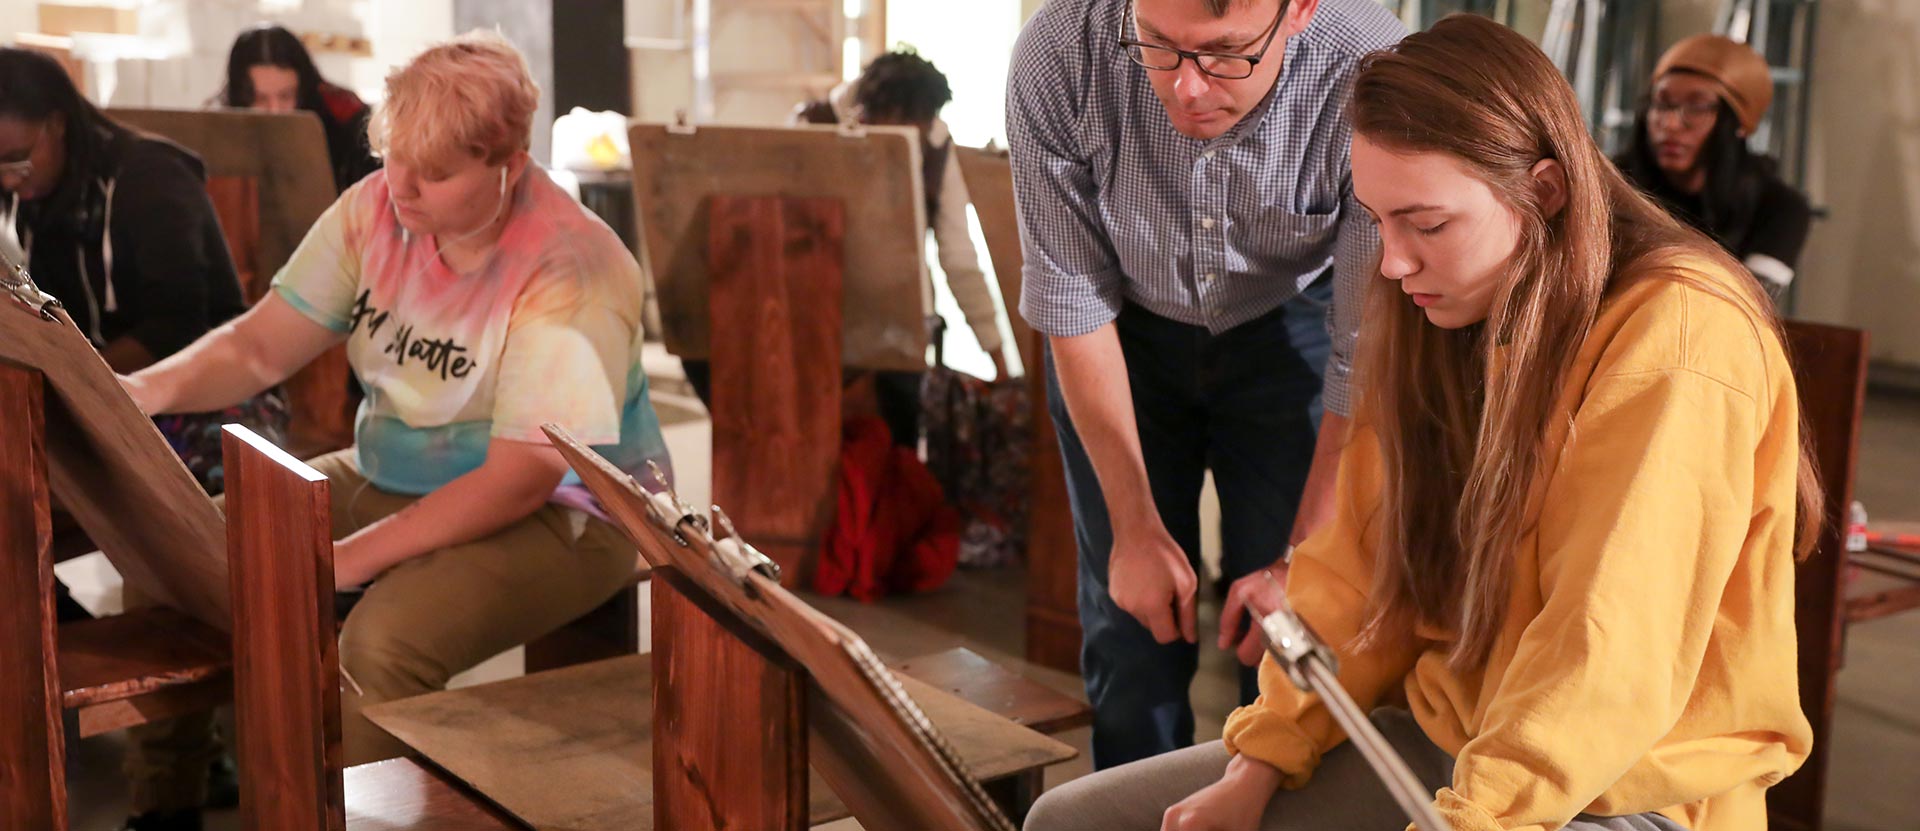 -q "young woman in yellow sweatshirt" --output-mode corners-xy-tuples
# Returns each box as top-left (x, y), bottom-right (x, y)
(1022, 14), (1819, 831)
